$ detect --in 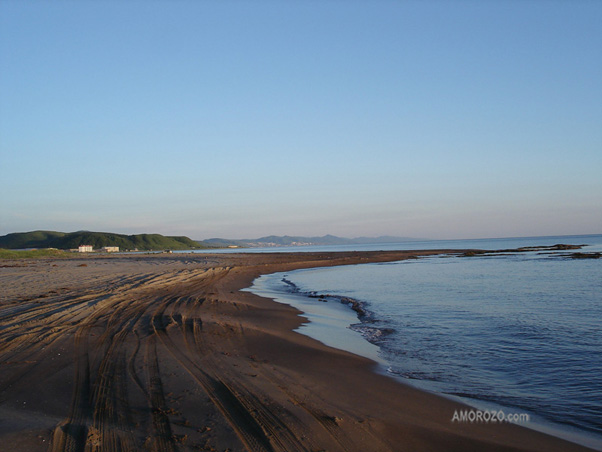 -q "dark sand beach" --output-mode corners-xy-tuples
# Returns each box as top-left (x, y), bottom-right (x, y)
(0, 251), (595, 451)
